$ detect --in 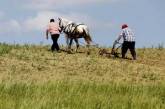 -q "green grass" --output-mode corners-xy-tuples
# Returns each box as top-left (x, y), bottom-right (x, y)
(0, 43), (12, 56)
(0, 82), (165, 109)
(0, 43), (165, 109)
